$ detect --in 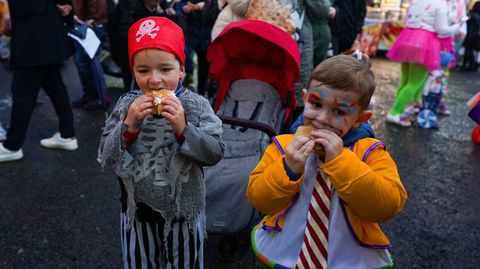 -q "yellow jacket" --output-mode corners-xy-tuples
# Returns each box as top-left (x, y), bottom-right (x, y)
(247, 134), (408, 247)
